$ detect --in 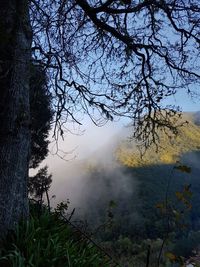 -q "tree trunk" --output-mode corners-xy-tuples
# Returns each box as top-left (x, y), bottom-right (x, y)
(0, 0), (32, 238)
